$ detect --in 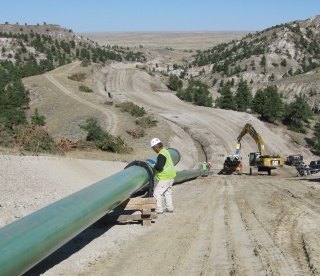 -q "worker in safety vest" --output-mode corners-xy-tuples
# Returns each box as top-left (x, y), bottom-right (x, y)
(202, 162), (208, 171)
(150, 138), (176, 214)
